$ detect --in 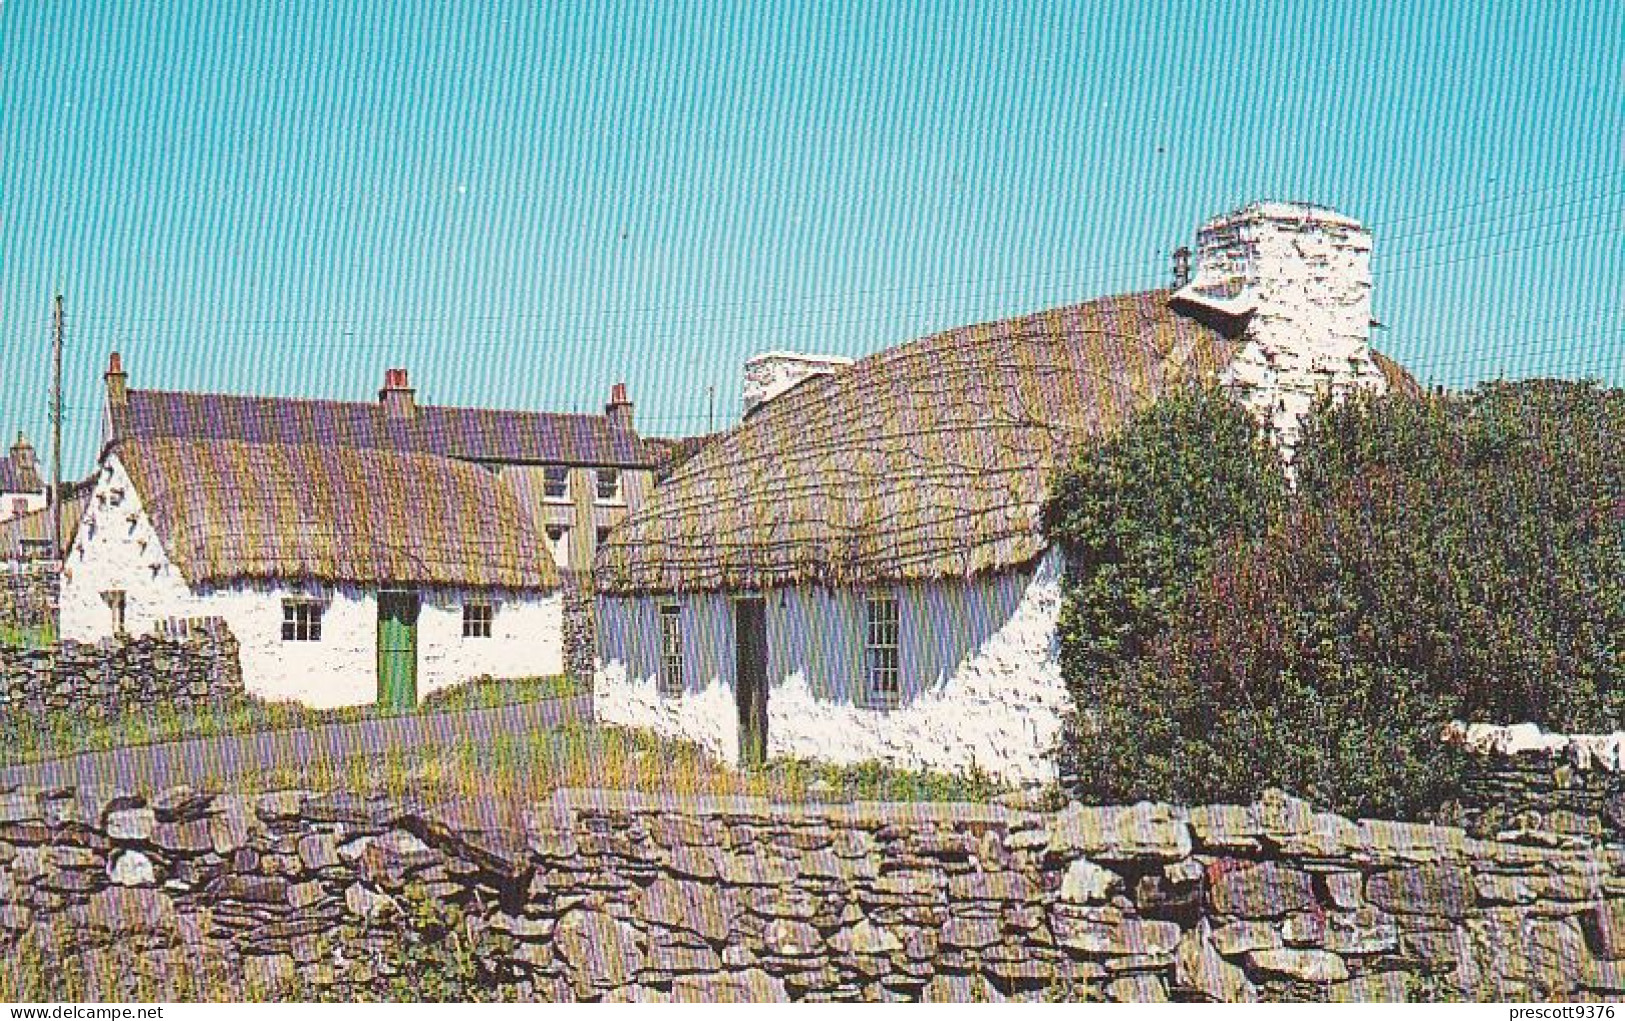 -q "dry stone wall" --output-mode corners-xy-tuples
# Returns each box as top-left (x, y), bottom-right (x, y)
(0, 620), (242, 720)
(0, 561), (59, 631)
(2, 784), (1623, 1001)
